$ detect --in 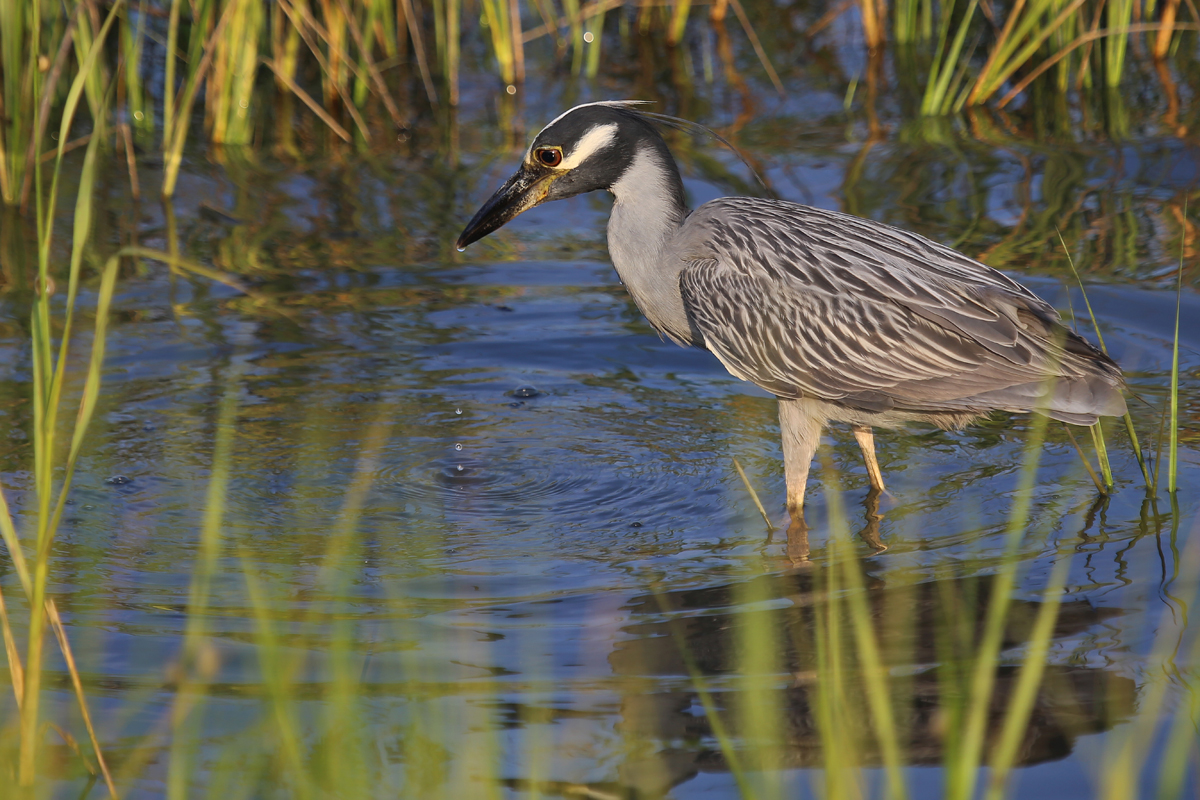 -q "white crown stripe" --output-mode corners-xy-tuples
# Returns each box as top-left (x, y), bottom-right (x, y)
(524, 100), (652, 161)
(558, 123), (619, 170)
